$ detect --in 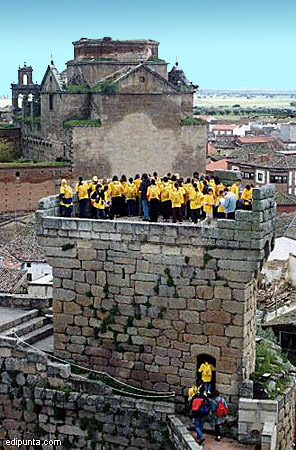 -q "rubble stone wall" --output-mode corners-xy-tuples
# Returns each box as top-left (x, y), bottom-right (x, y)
(0, 339), (174, 450)
(36, 184), (276, 412)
